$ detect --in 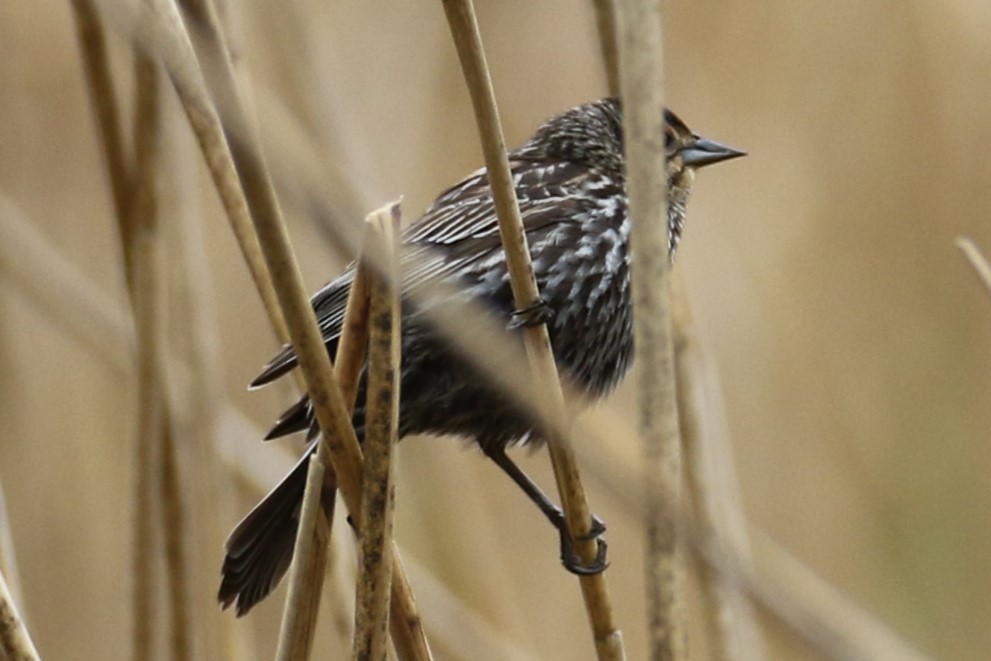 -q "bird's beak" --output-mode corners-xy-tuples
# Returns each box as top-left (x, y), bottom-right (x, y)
(680, 137), (746, 168)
